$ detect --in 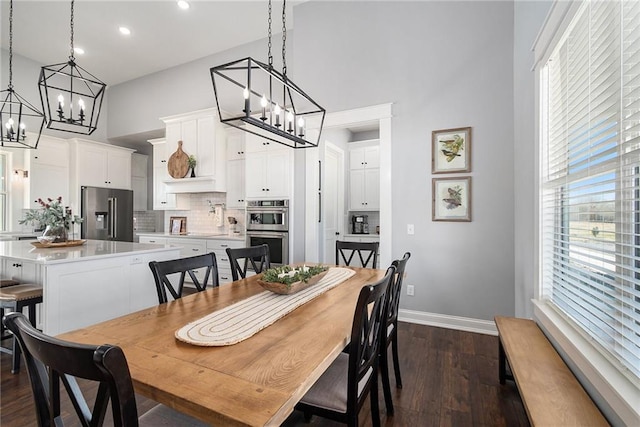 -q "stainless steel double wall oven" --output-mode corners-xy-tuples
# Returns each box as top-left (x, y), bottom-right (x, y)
(246, 200), (289, 266)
